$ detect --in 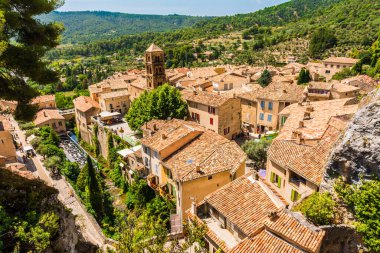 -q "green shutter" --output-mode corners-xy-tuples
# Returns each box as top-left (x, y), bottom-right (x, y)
(277, 176), (281, 188)
(270, 172), (274, 183)
(291, 190), (295, 202)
